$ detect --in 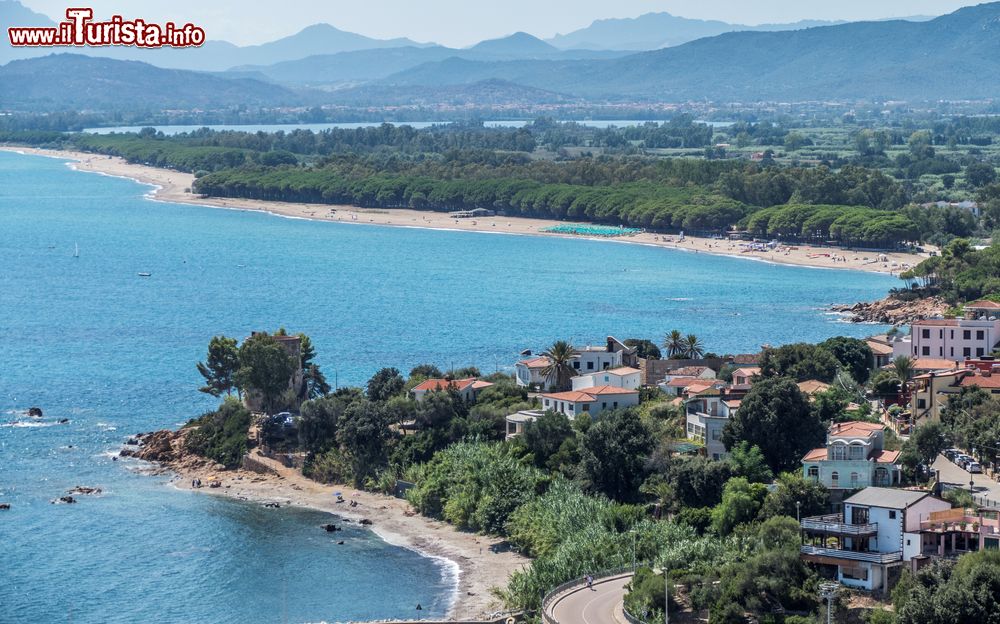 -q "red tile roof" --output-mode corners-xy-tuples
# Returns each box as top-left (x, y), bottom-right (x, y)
(909, 358), (961, 371)
(412, 378), (492, 393)
(967, 300), (1000, 310)
(664, 376), (698, 387)
(873, 450), (902, 464)
(802, 448), (827, 462)
(828, 421), (883, 438)
(518, 357), (551, 369)
(959, 372), (1000, 389)
(542, 385), (638, 403)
